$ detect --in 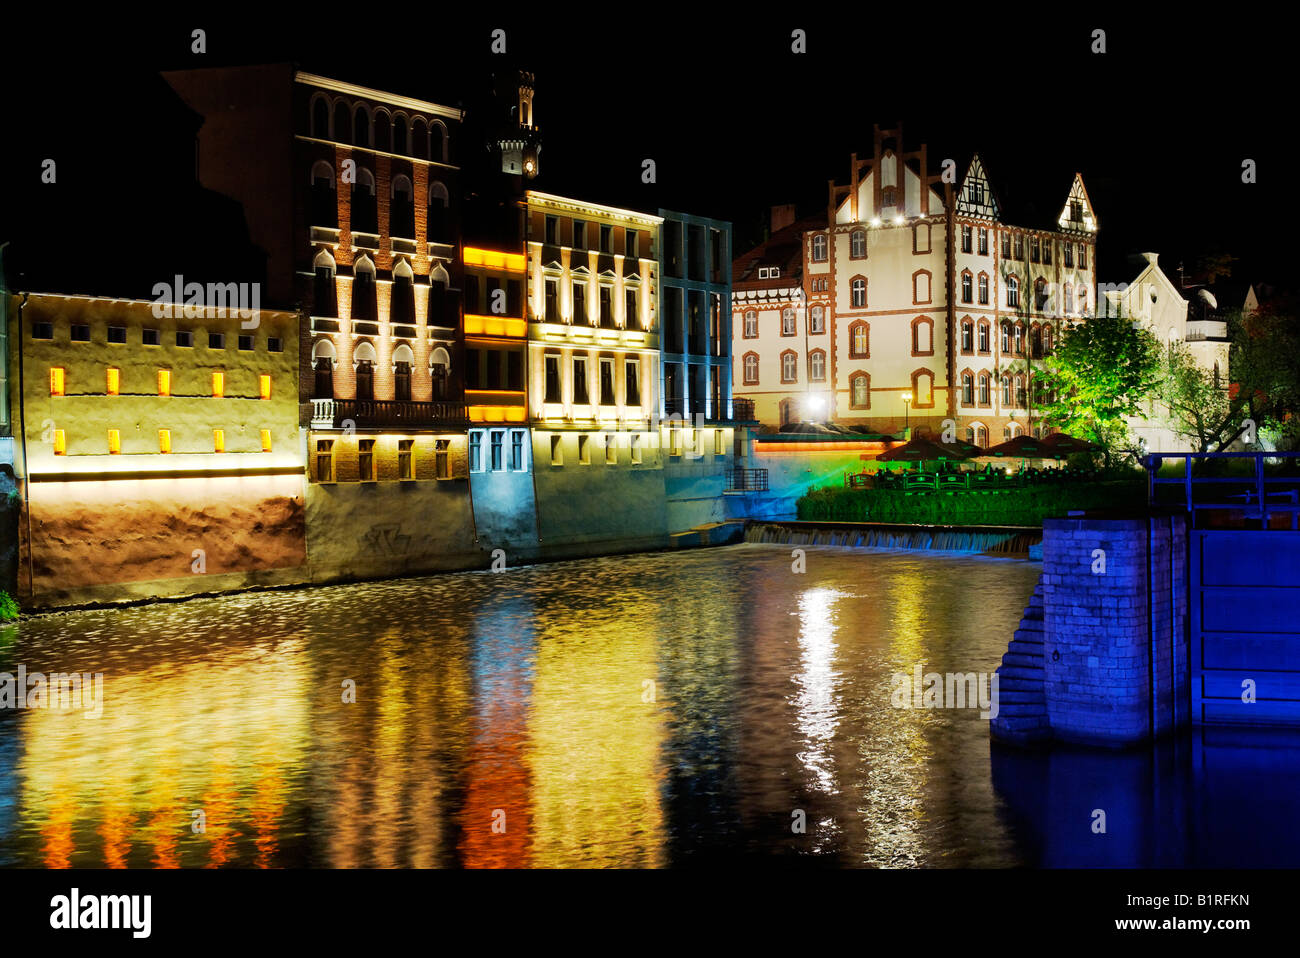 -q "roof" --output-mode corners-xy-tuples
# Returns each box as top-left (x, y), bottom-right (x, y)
(732, 214), (827, 286)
